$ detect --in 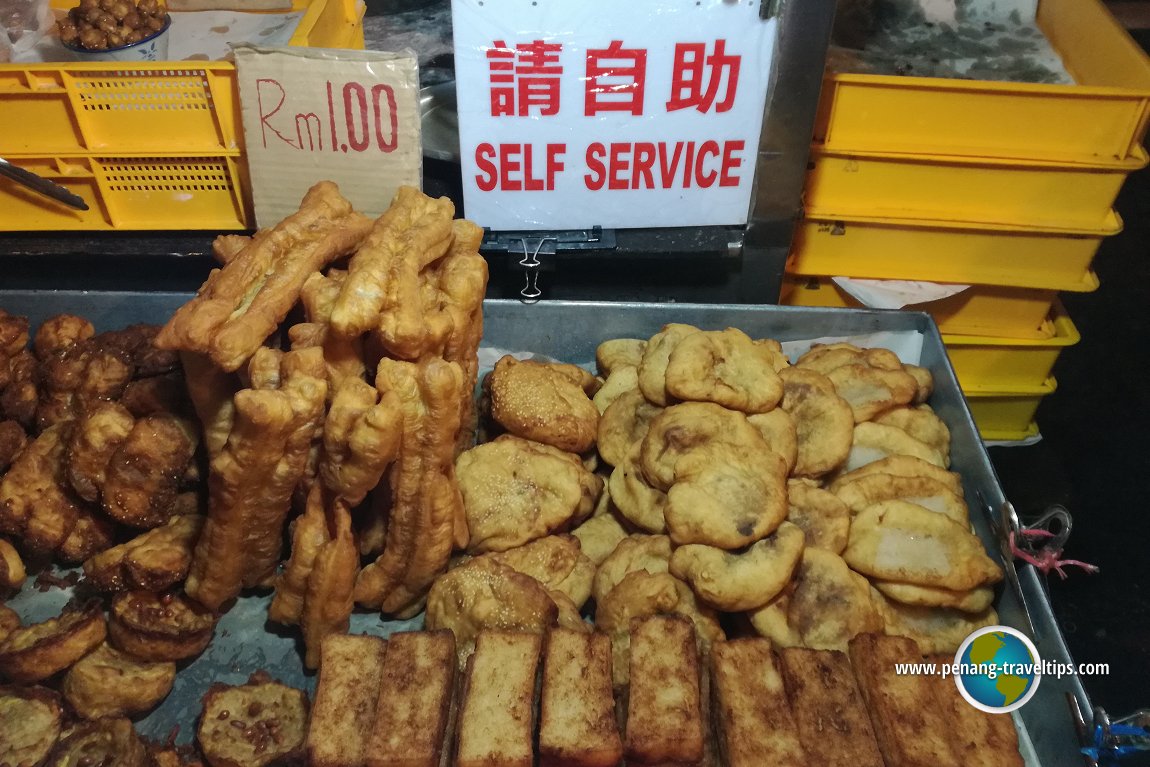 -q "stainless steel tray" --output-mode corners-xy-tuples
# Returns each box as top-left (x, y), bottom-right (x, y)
(0, 292), (1088, 765)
